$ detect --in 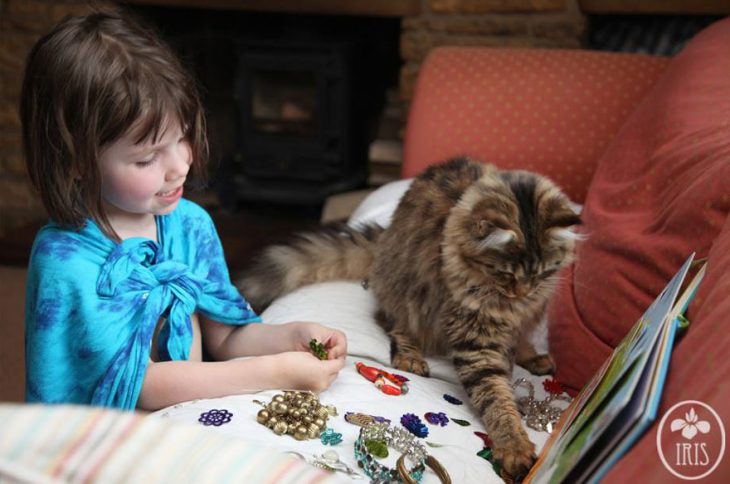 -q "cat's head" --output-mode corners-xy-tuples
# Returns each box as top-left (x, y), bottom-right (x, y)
(443, 167), (582, 301)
